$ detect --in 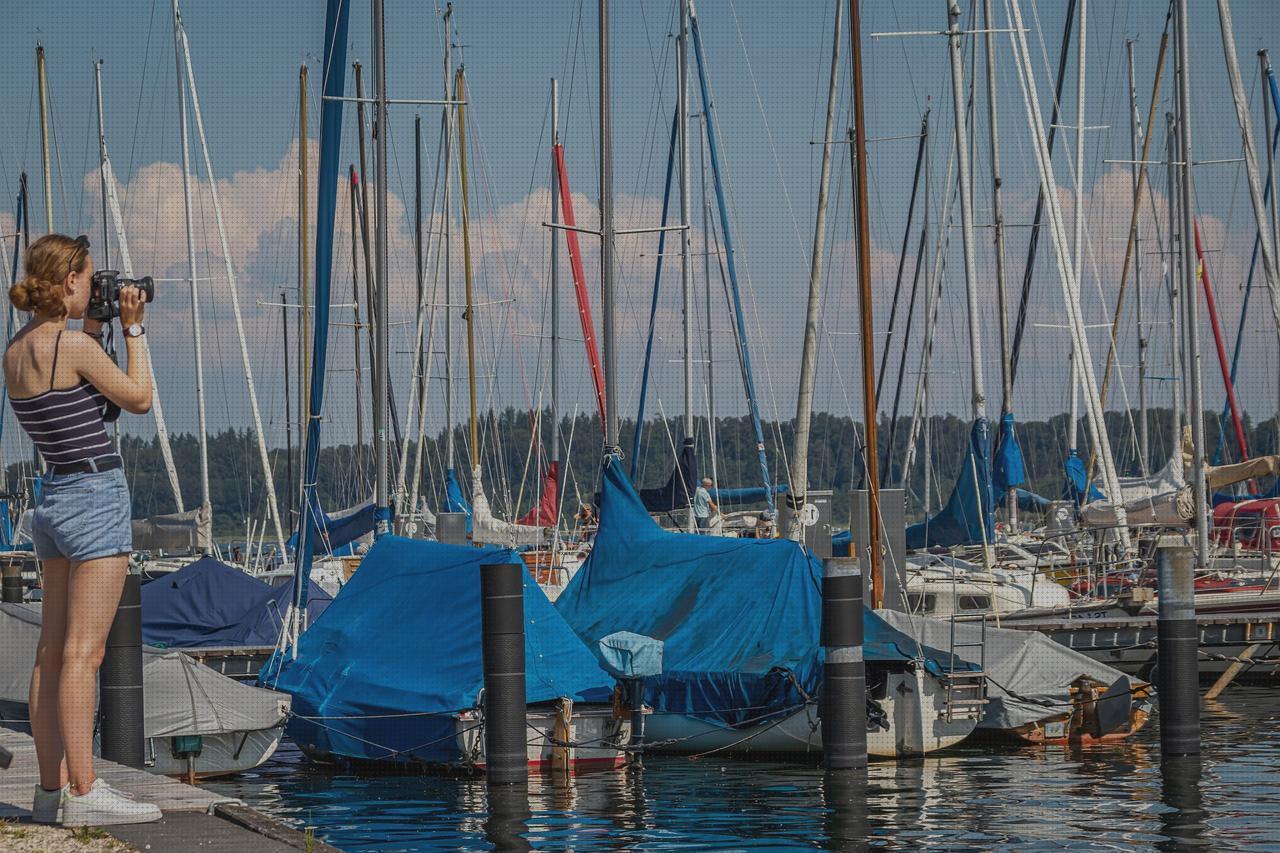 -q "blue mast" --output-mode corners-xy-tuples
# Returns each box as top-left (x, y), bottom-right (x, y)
(290, 0), (351, 637)
(687, 1), (775, 513)
(631, 108), (680, 478)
